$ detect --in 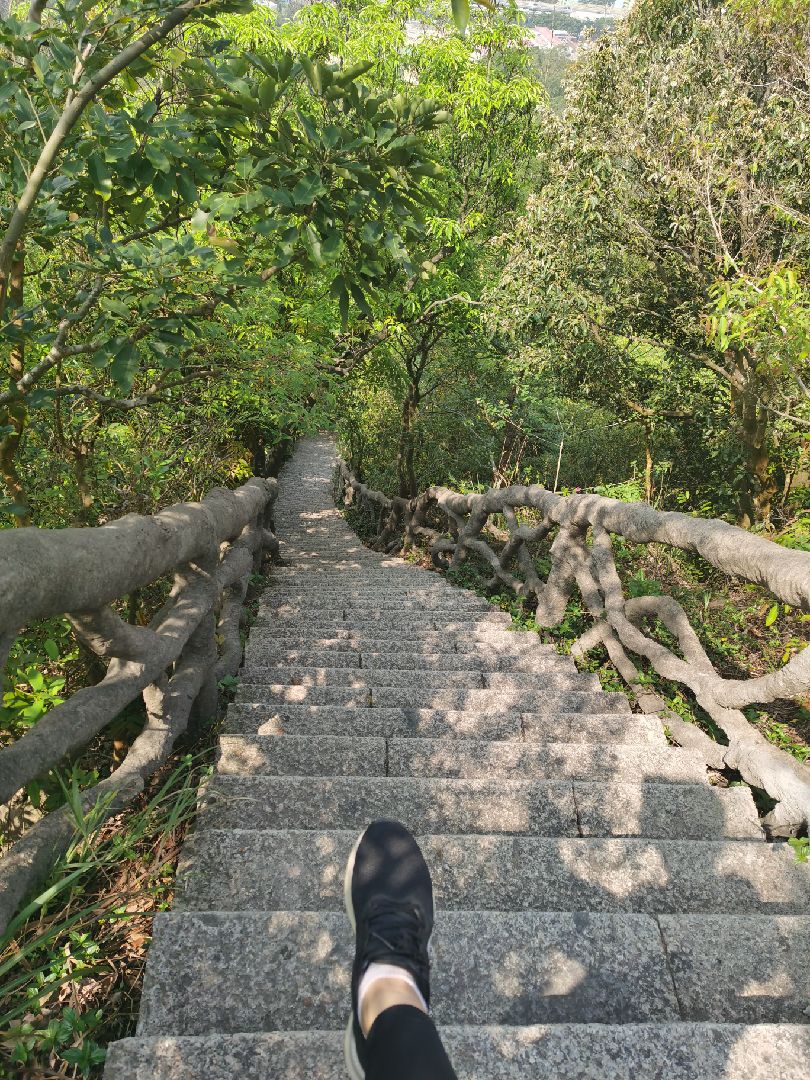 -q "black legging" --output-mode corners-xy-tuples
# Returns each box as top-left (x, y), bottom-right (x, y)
(365, 1004), (458, 1080)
